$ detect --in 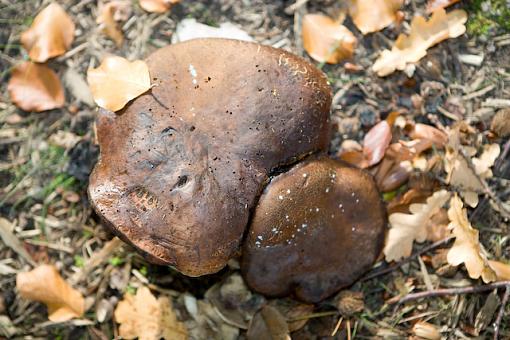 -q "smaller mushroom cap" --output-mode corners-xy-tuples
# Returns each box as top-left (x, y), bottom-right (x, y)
(241, 156), (386, 303)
